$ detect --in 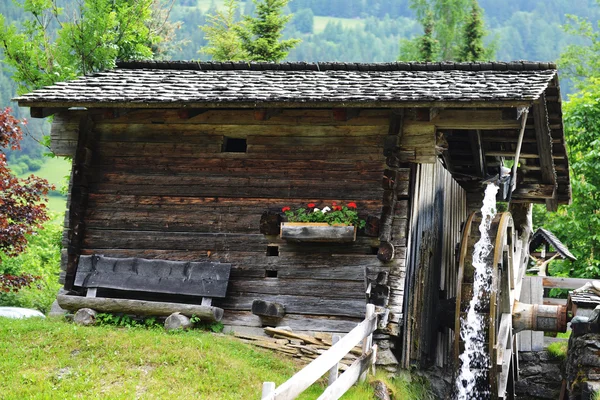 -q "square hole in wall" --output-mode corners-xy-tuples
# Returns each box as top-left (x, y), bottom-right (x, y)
(222, 137), (247, 153)
(265, 269), (278, 278)
(370, 246), (379, 255)
(266, 245), (279, 256)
